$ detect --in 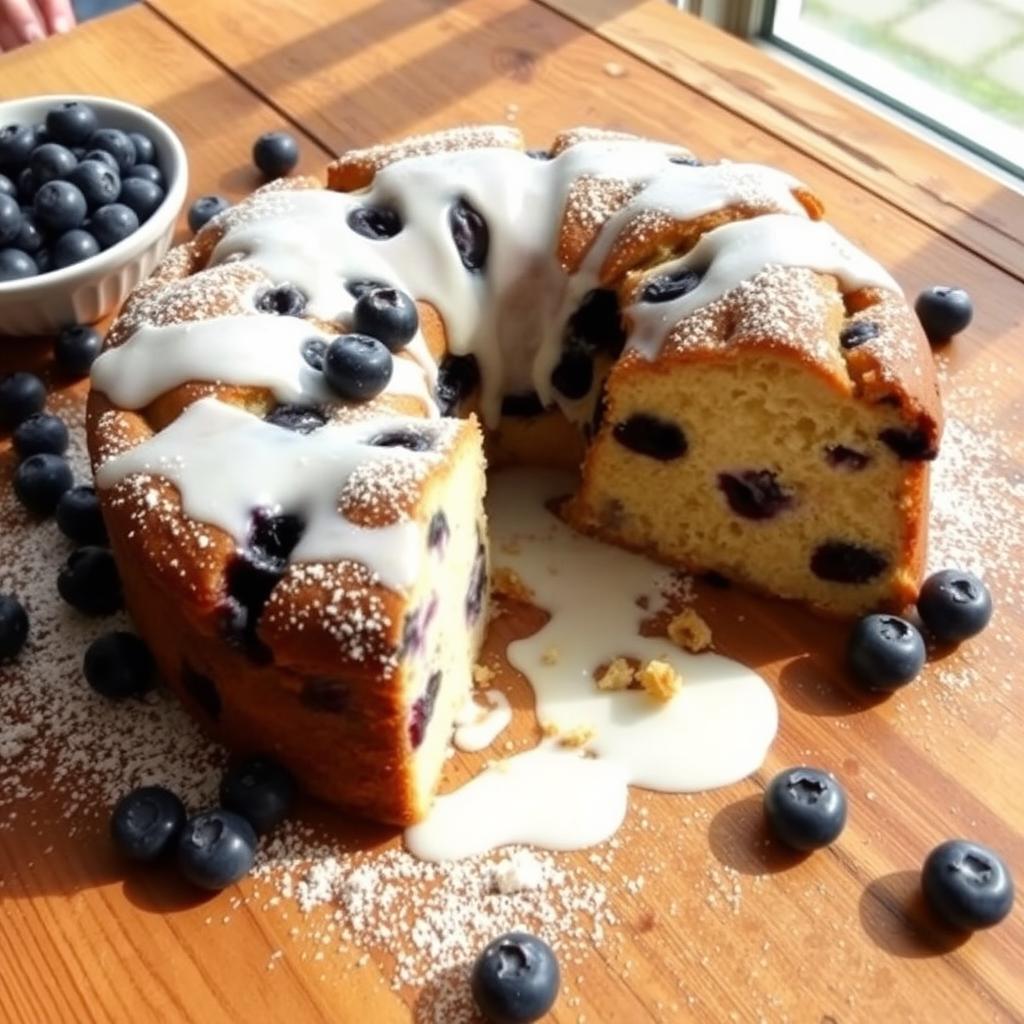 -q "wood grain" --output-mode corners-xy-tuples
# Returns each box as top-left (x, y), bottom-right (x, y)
(1, 3), (1022, 1023)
